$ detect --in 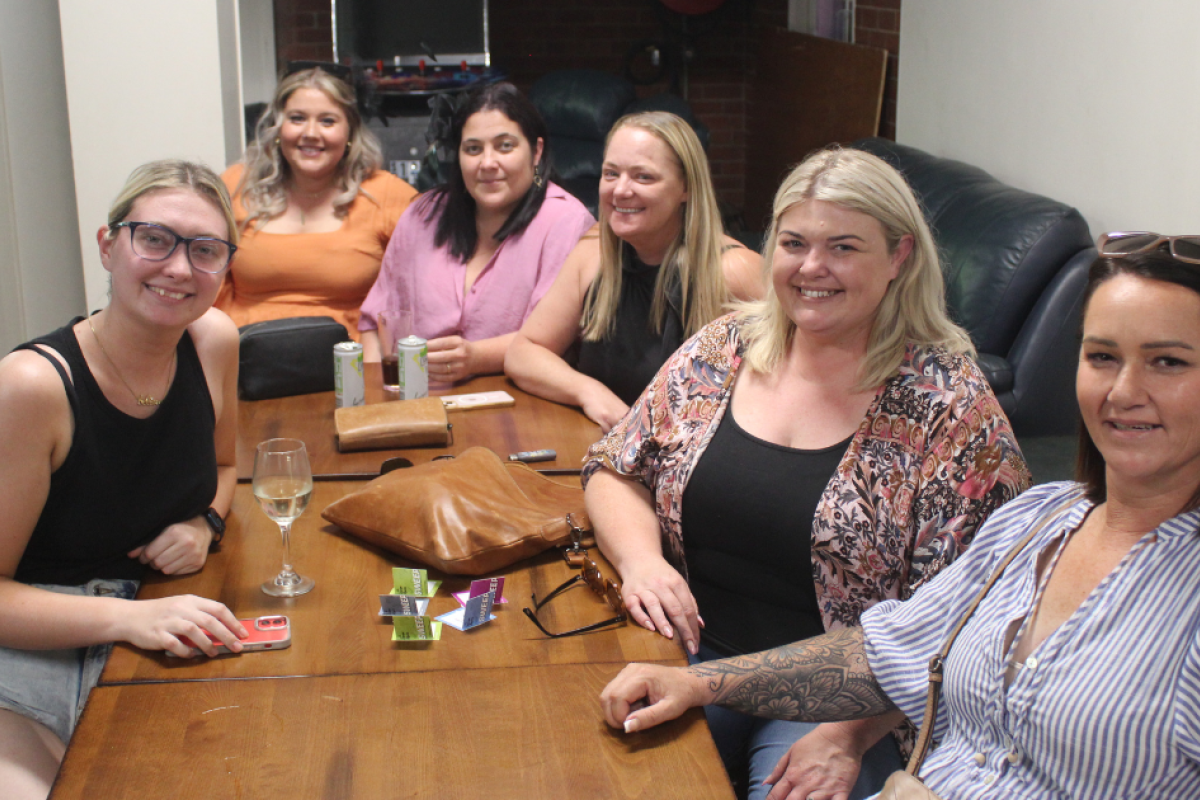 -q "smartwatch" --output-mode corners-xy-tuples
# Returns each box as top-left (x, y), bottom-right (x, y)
(203, 507), (226, 546)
